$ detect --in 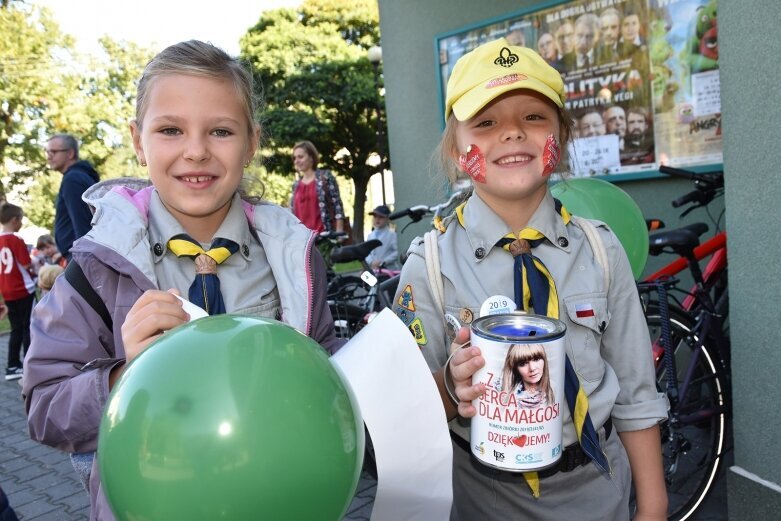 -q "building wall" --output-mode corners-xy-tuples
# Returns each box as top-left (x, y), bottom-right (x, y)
(719, 1), (781, 519)
(378, 0), (781, 517)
